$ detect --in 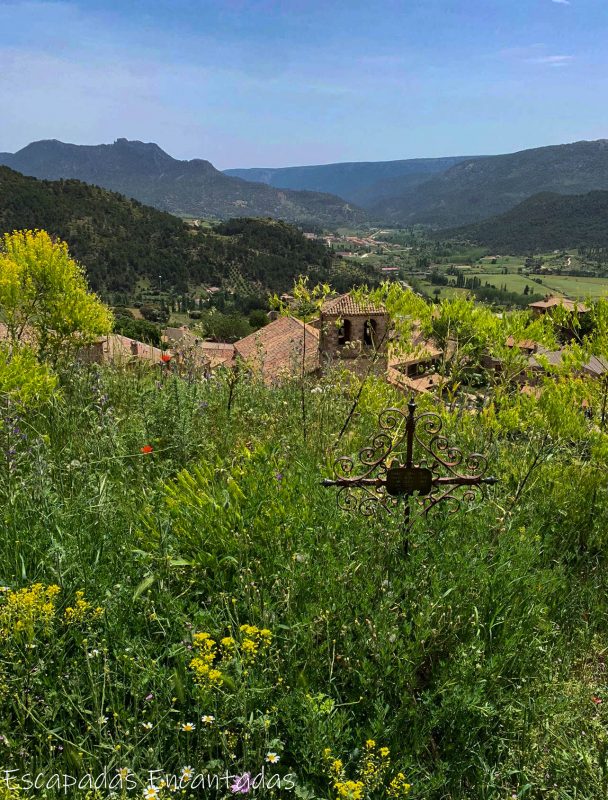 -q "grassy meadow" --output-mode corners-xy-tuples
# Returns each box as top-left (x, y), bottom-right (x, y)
(2, 357), (608, 800)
